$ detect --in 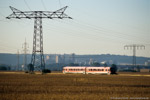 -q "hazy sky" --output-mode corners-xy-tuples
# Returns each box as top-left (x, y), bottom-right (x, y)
(0, 0), (150, 57)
